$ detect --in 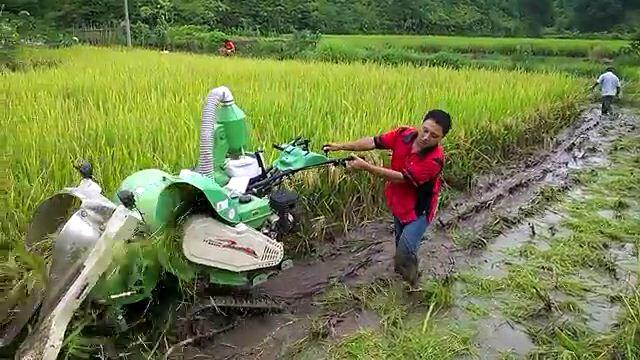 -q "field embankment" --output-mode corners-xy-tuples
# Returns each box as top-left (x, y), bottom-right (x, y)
(320, 35), (630, 58)
(236, 34), (639, 83)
